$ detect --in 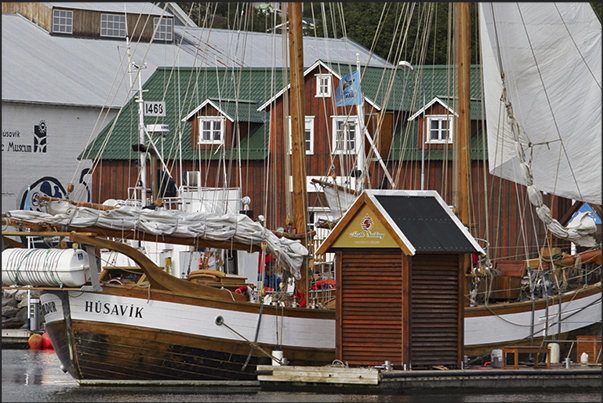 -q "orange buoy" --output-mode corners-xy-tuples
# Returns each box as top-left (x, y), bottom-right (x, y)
(42, 332), (53, 349)
(28, 333), (43, 349)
